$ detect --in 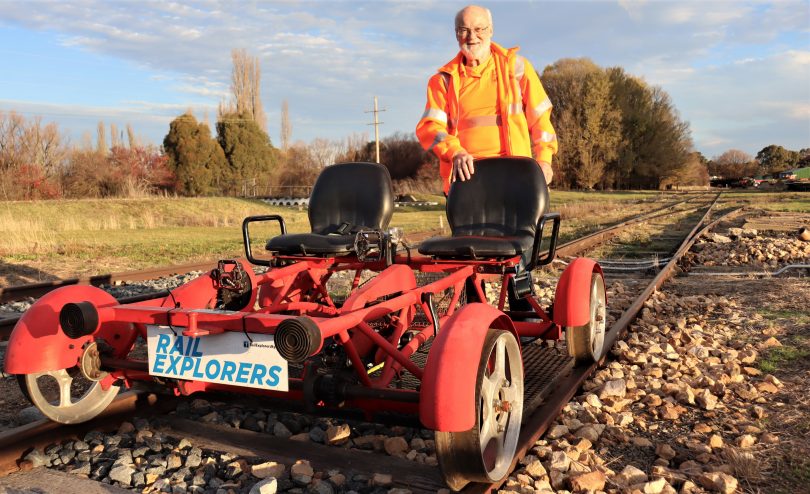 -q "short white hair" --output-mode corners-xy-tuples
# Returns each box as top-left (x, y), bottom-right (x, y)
(454, 5), (493, 28)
